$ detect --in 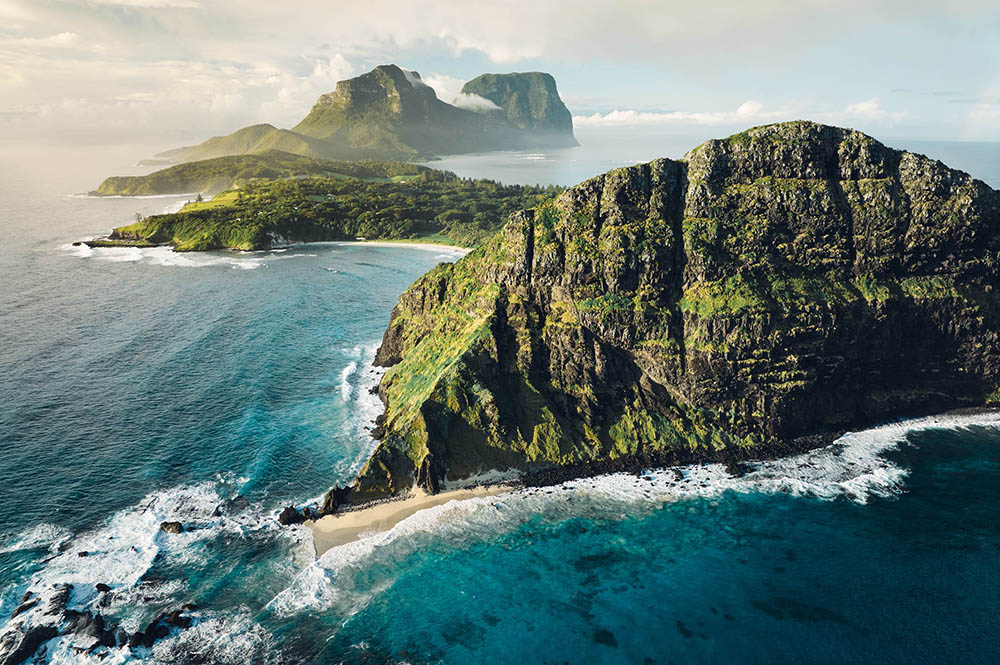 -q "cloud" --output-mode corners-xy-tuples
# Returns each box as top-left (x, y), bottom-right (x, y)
(574, 99), (910, 129)
(573, 101), (792, 127)
(0, 0), (996, 141)
(831, 98), (908, 124)
(452, 93), (501, 112)
(6, 32), (81, 48)
(421, 73), (464, 103)
(0, 54), (356, 139)
(88, 0), (201, 7)
(962, 83), (1000, 138)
